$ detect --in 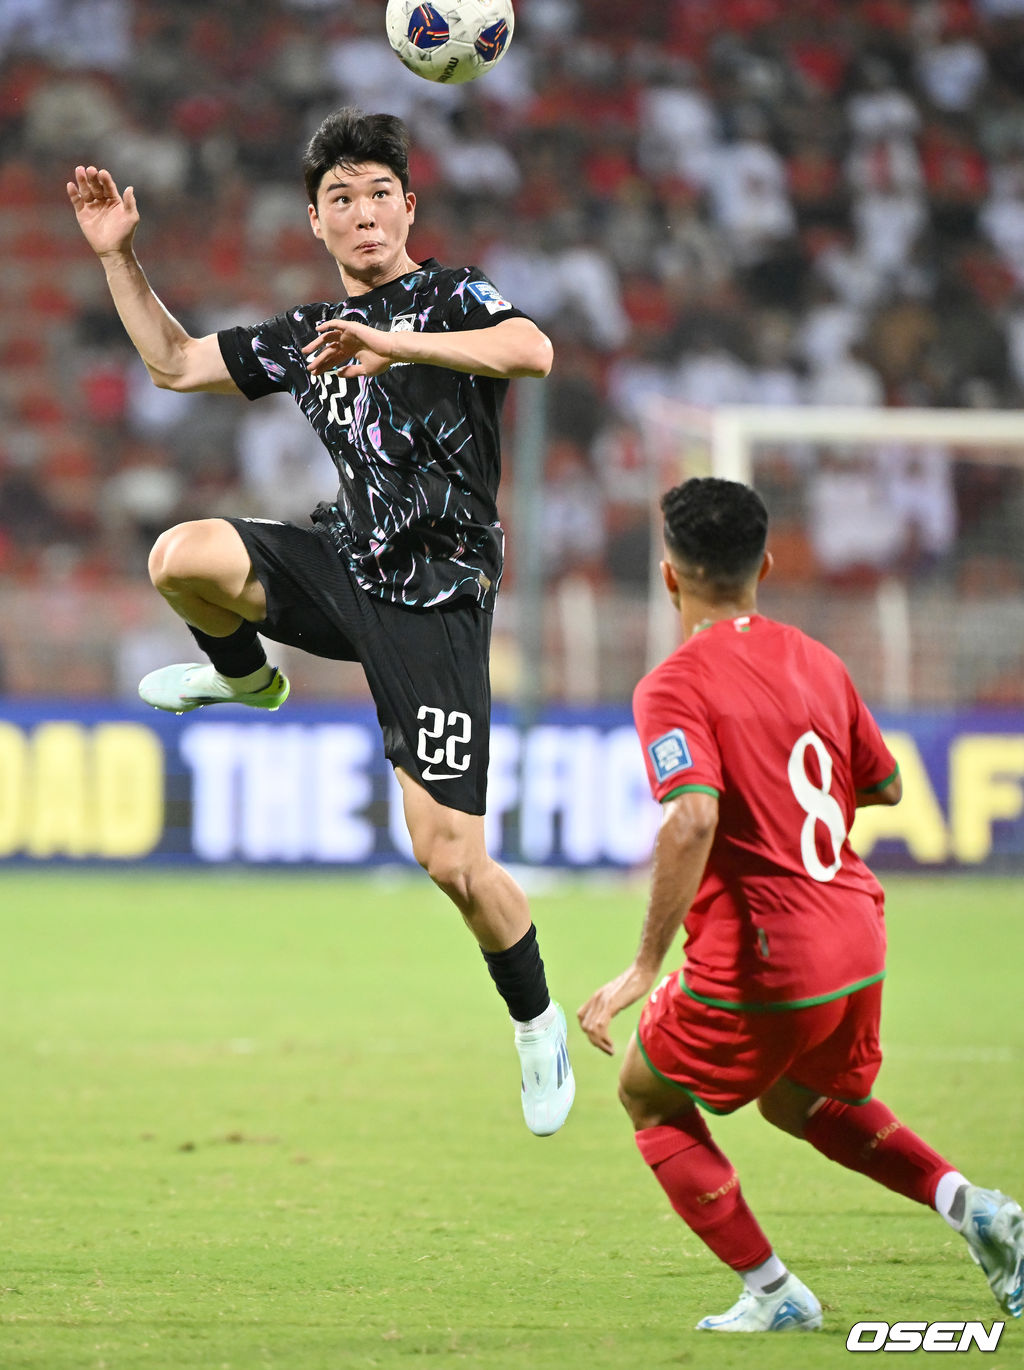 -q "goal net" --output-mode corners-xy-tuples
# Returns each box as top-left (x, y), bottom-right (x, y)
(638, 401), (1024, 711)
